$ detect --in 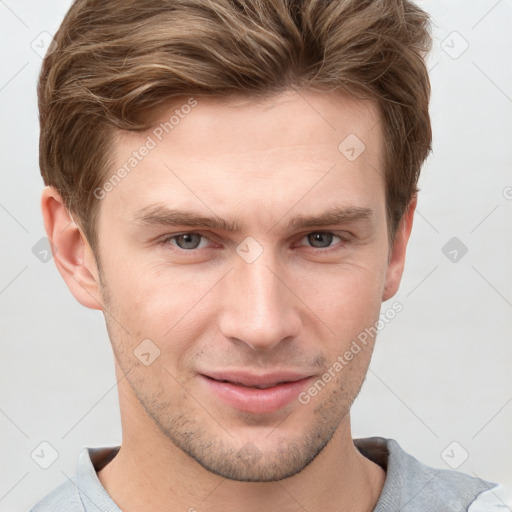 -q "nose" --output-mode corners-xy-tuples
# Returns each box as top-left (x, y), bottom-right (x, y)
(218, 250), (301, 352)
